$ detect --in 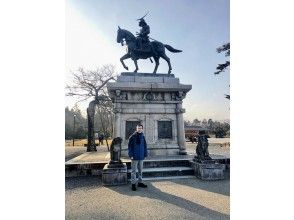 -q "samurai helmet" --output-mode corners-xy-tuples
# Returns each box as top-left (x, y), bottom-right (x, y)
(137, 12), (149, 25)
